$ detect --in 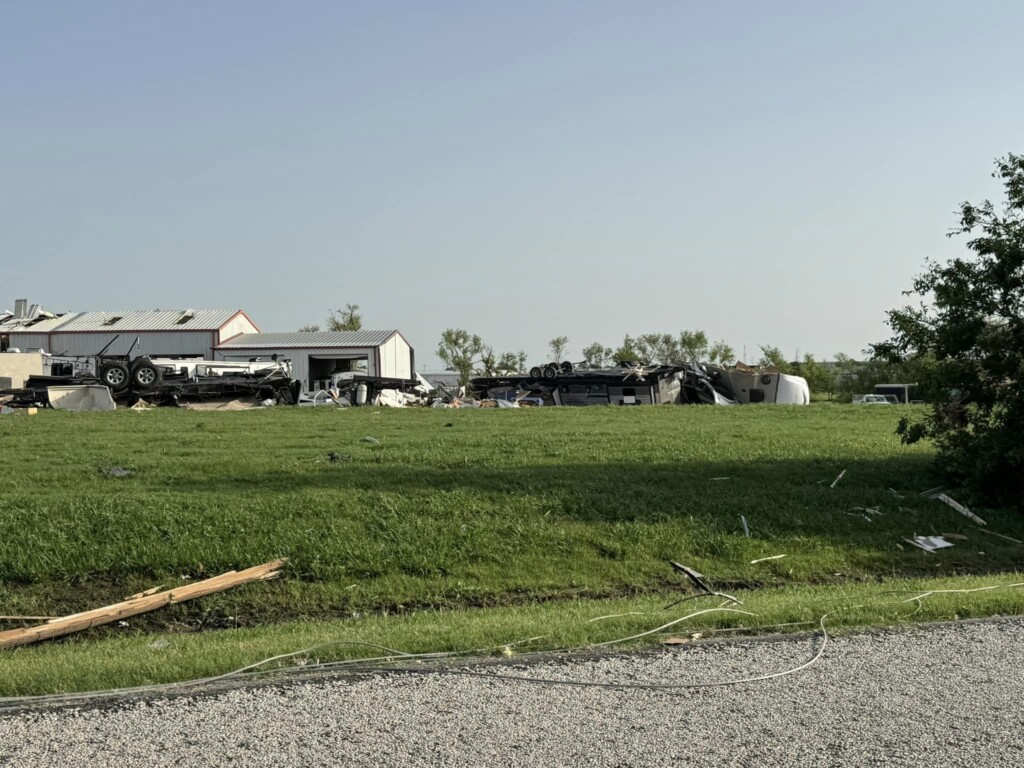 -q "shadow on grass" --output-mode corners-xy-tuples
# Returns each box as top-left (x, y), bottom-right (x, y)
(182, 454), (941, 518)
(175, 452), (1024, 573)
